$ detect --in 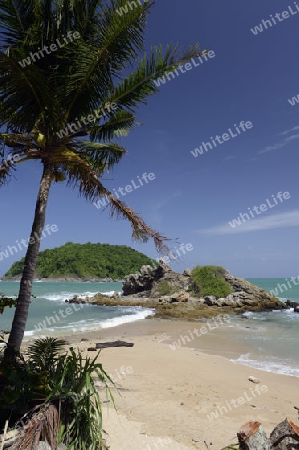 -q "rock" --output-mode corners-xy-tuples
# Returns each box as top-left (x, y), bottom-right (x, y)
(270, 418), (299, 448)
(122, 264), (191, 296)
(237, 421), (270, 449)
(224, 273), (287, 310)
(170, 291), (189, 303)
(122, 264), (164, 295)
(183, 268), (191, 277)
(204, 295), (218, 306)
(68, 292), (113, 304)
(248, 376), (260, 384)
(294, 306), (299, 313)
(64, 264), (286, 320)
